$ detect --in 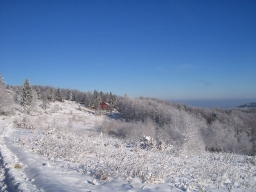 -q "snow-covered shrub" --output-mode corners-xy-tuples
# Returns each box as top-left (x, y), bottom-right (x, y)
(13, 116), (34, 129)
(100, 118), (157, 143)
(140, 135), (155, 149)
(101, 119), (131, 139)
